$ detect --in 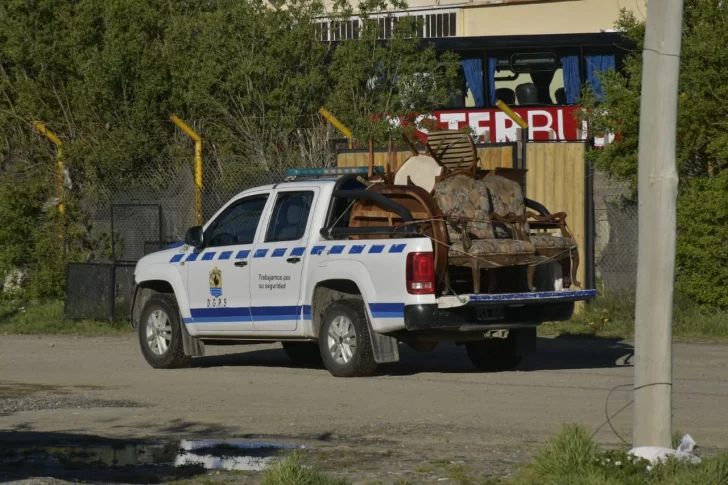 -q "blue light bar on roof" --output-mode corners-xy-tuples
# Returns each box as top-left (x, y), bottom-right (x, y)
(284, 166), (385, 178)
